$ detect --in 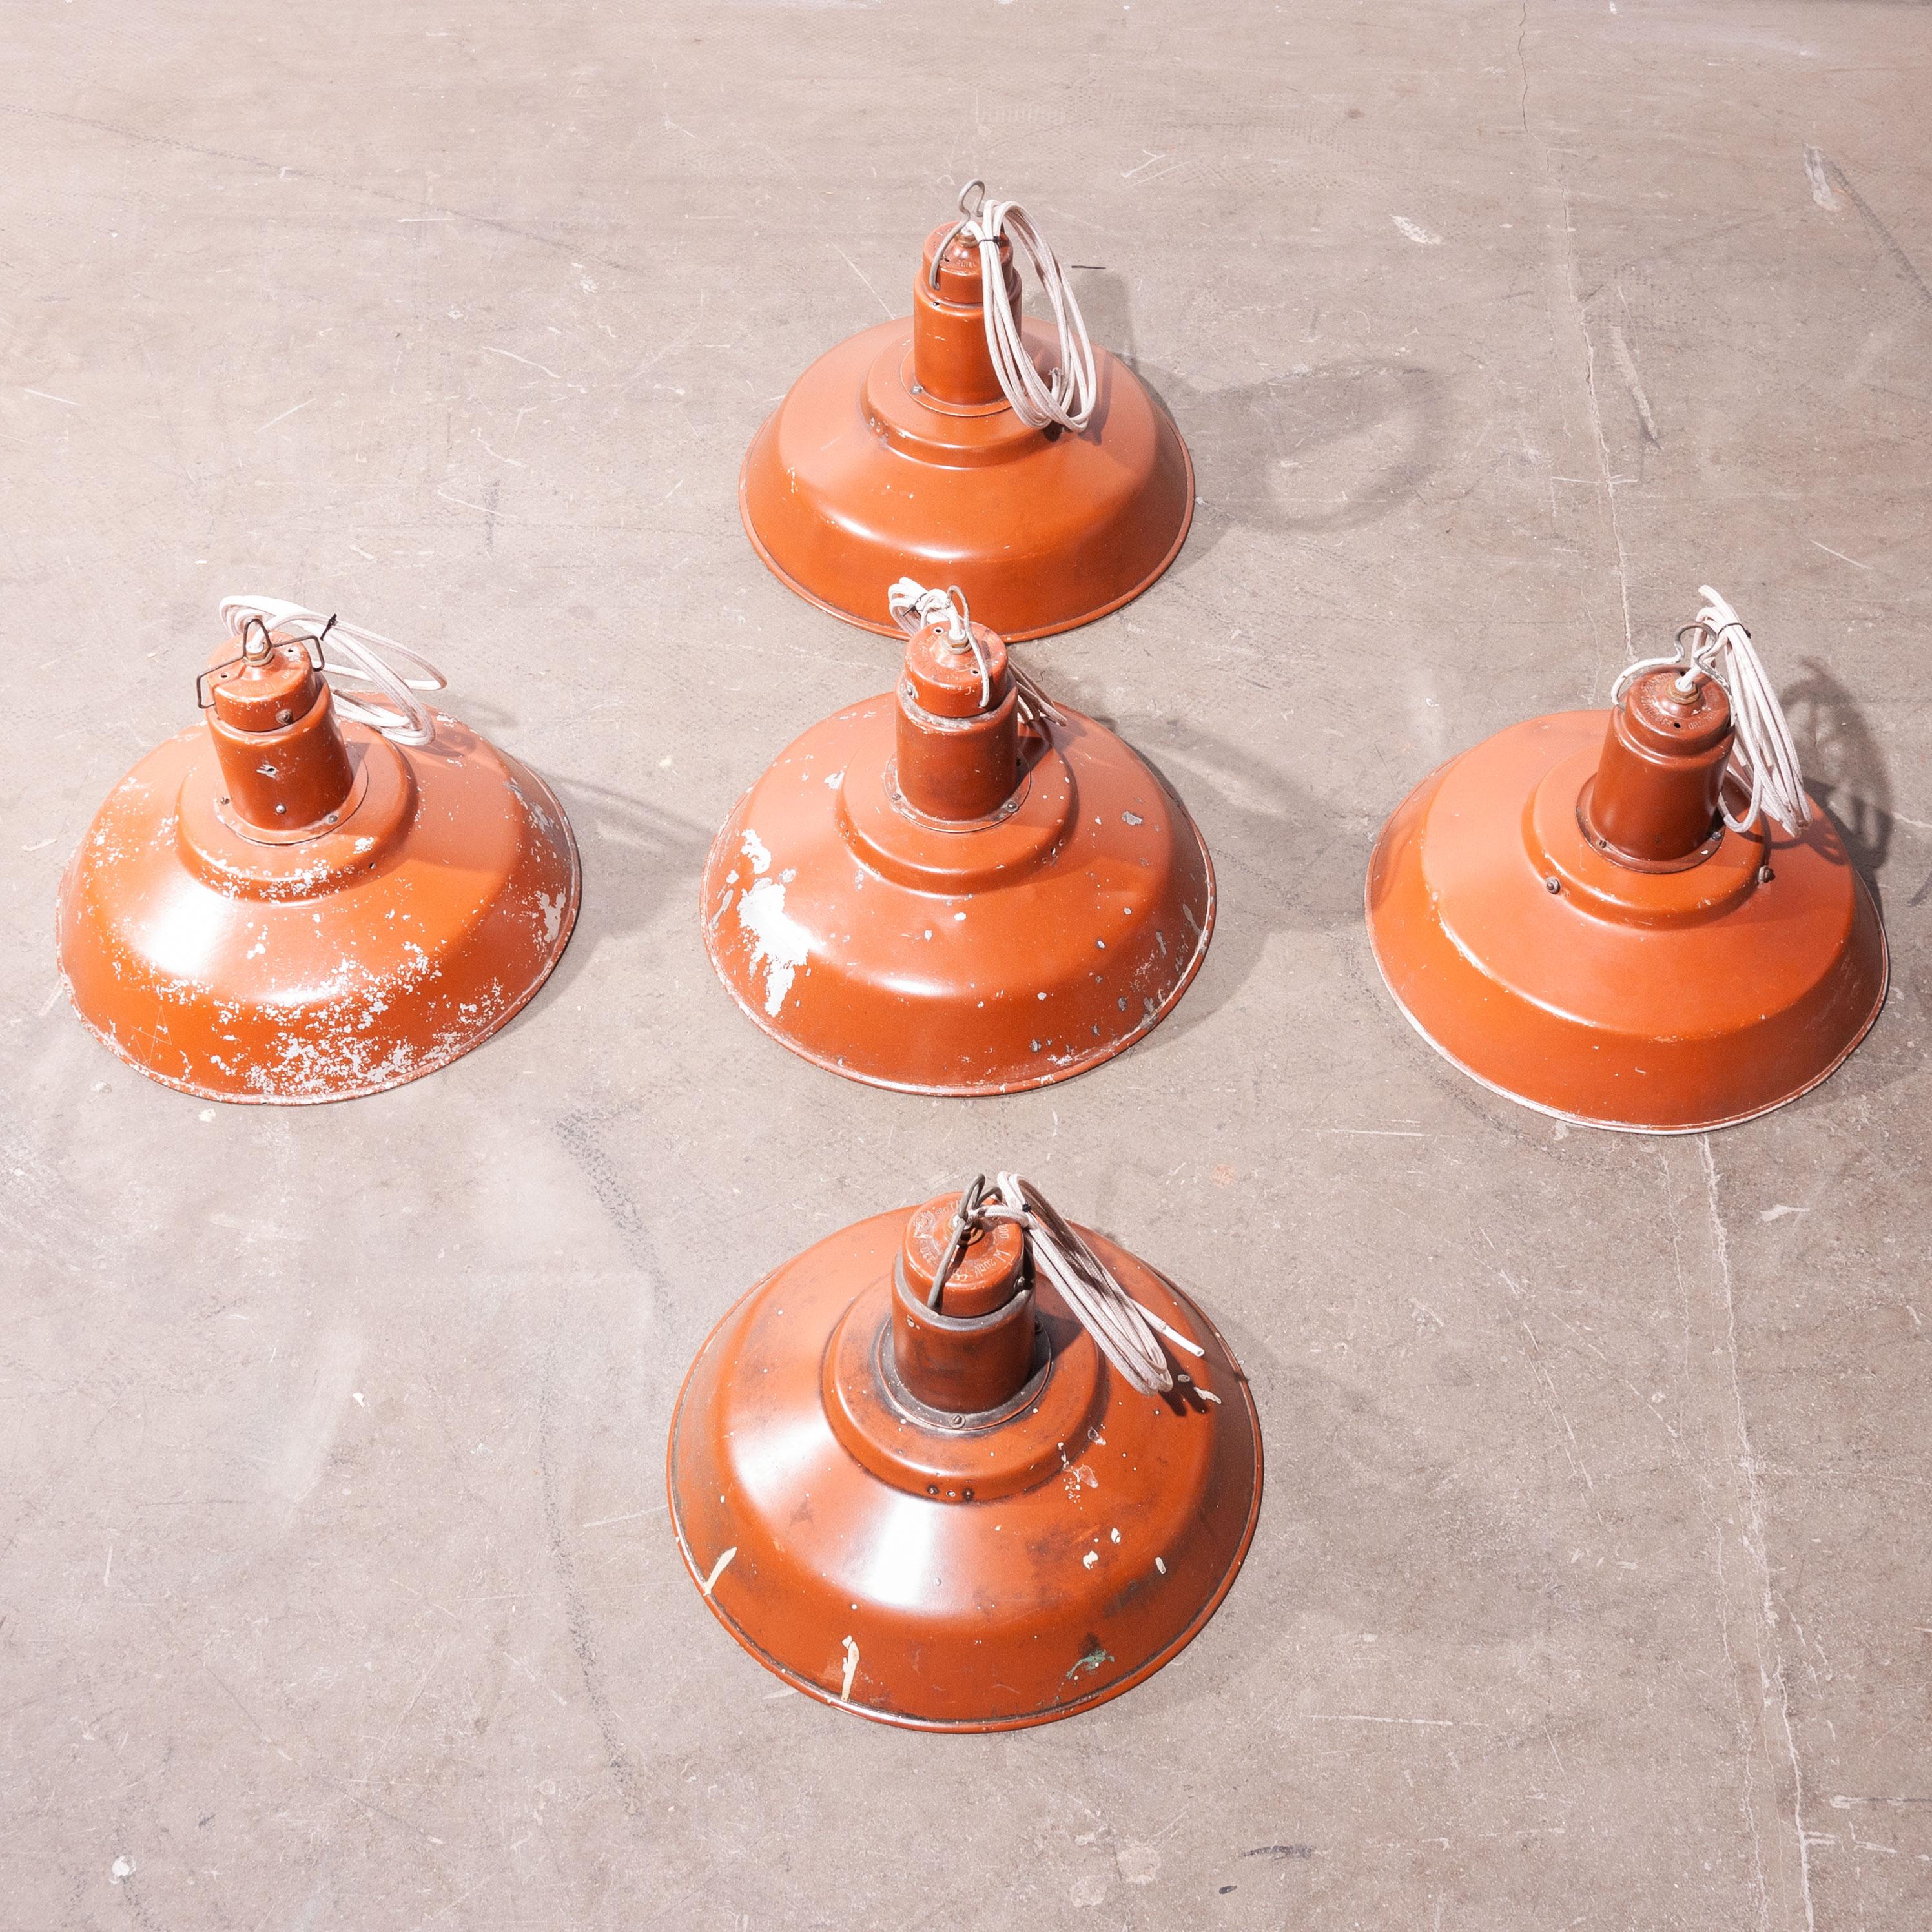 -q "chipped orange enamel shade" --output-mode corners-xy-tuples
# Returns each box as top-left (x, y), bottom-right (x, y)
(699, 608), (1214, 1094)
(57, 633), (580, 1103)
(667, 1191), (1263, 1731)
(739, 224), (1193, 640)
(1366, 673), (1887, 1133)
